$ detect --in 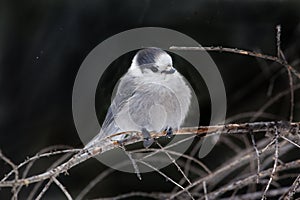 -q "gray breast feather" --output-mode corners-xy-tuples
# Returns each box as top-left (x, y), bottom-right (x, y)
(94, 69), (191, 142)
